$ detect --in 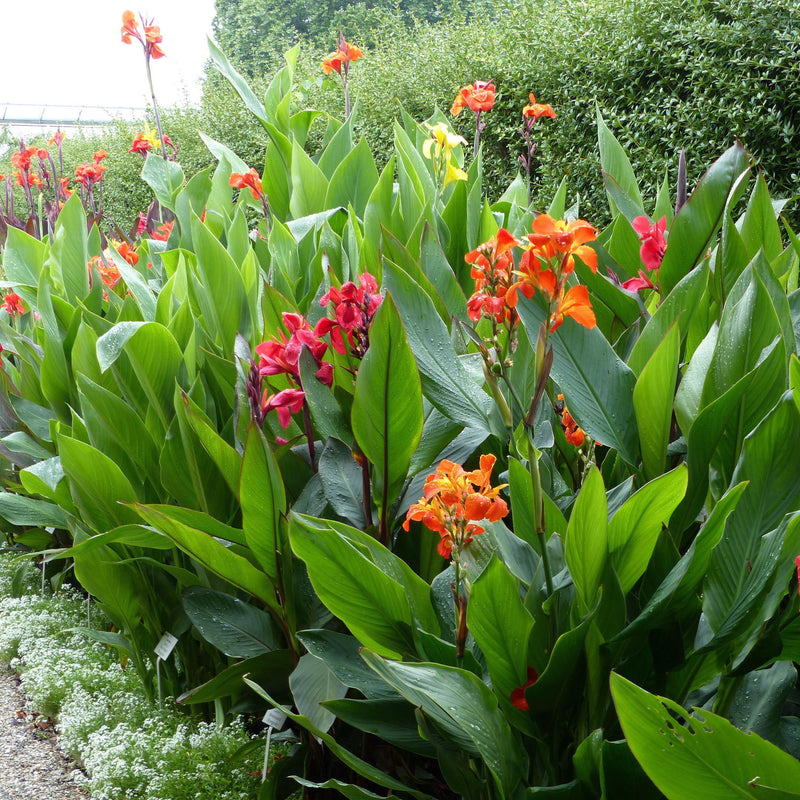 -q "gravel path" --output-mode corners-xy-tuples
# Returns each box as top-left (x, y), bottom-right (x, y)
(0, 666), (87, 800)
